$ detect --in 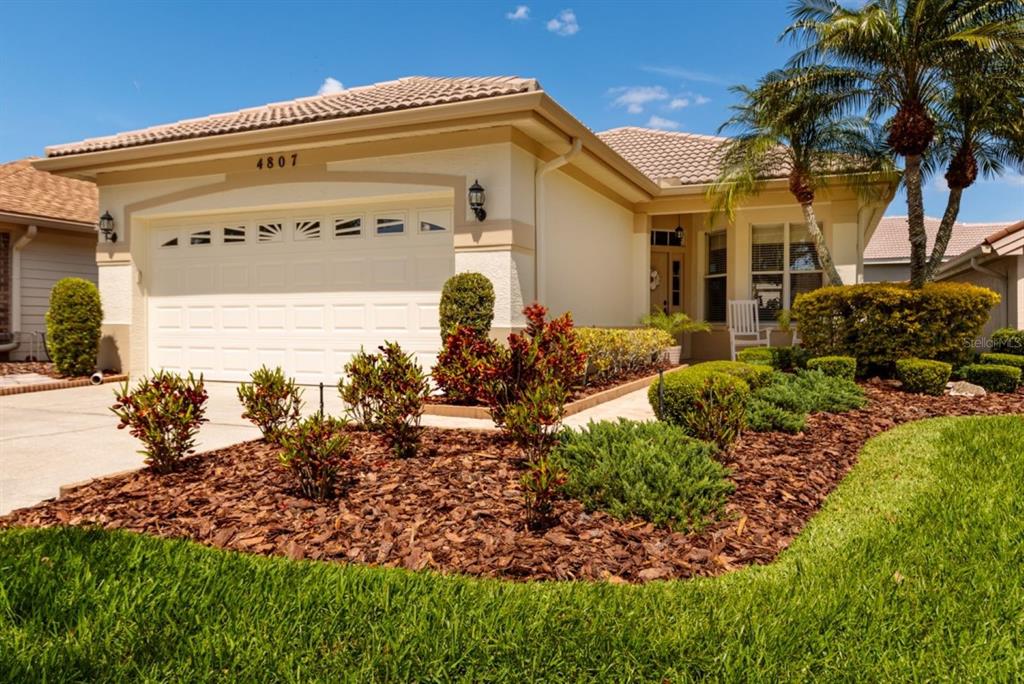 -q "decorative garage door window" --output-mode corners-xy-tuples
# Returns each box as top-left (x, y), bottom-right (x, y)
(418, 208), (451, 233)
(334, 216), (362, 238)
(258, 222), (284, 243)
(223, 226), (246, 244)
(160, 234), (179, 248)
(189, 229), (212, 246)
(375, 214), (406, 236)
(294, 220), (321, 241)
